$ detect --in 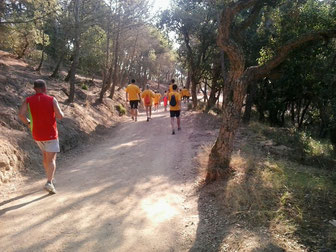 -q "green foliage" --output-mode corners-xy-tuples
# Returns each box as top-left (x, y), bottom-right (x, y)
(0, 0), (56, 58)
(115, 104), (126, 116)
(81, 83), (88, 90)
(250, 121), (335, 169)
(249, 1), (336, 147)
(79, 25), (106, 76)
(160, 0), (219, 86)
